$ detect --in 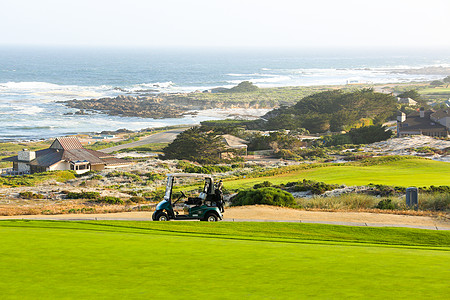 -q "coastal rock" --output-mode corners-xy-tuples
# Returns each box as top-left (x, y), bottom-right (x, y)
(62, 93), (275, 119)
